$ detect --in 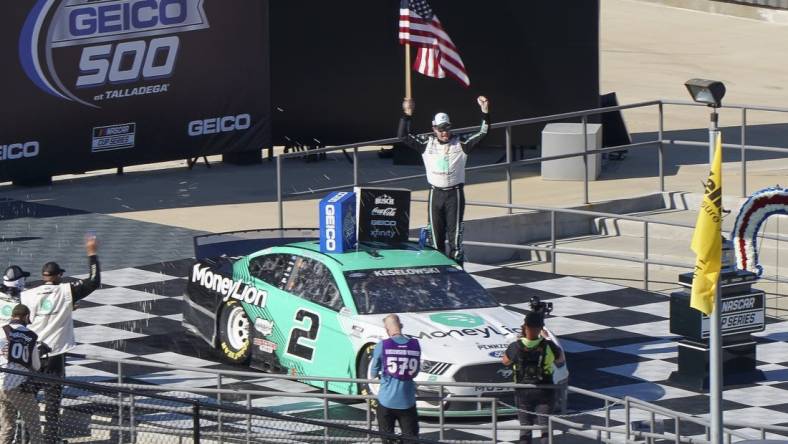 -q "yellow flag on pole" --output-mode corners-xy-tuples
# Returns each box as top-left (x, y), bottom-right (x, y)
(690, 133), (723, 315)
